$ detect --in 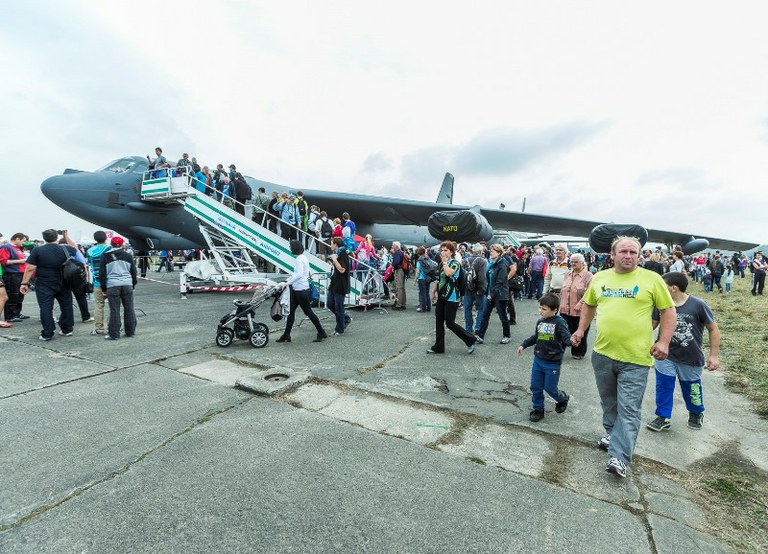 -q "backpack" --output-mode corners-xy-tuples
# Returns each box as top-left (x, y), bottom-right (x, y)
(60, 245), (87, 289)
(401, 252), (411, 271)
(419, 256), (438, 281)
(464, 257), (480, 293)
(320, 218), (333, 239)
(298, 200), (308, 217)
